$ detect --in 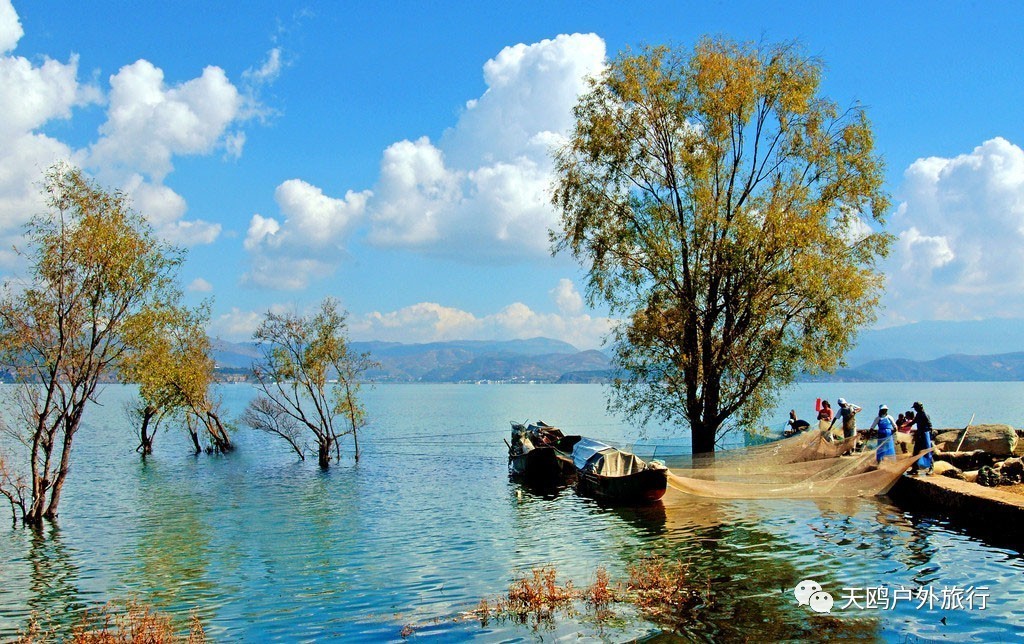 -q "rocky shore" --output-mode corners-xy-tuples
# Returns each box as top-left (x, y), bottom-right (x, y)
(888, 423), (1024, 536)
